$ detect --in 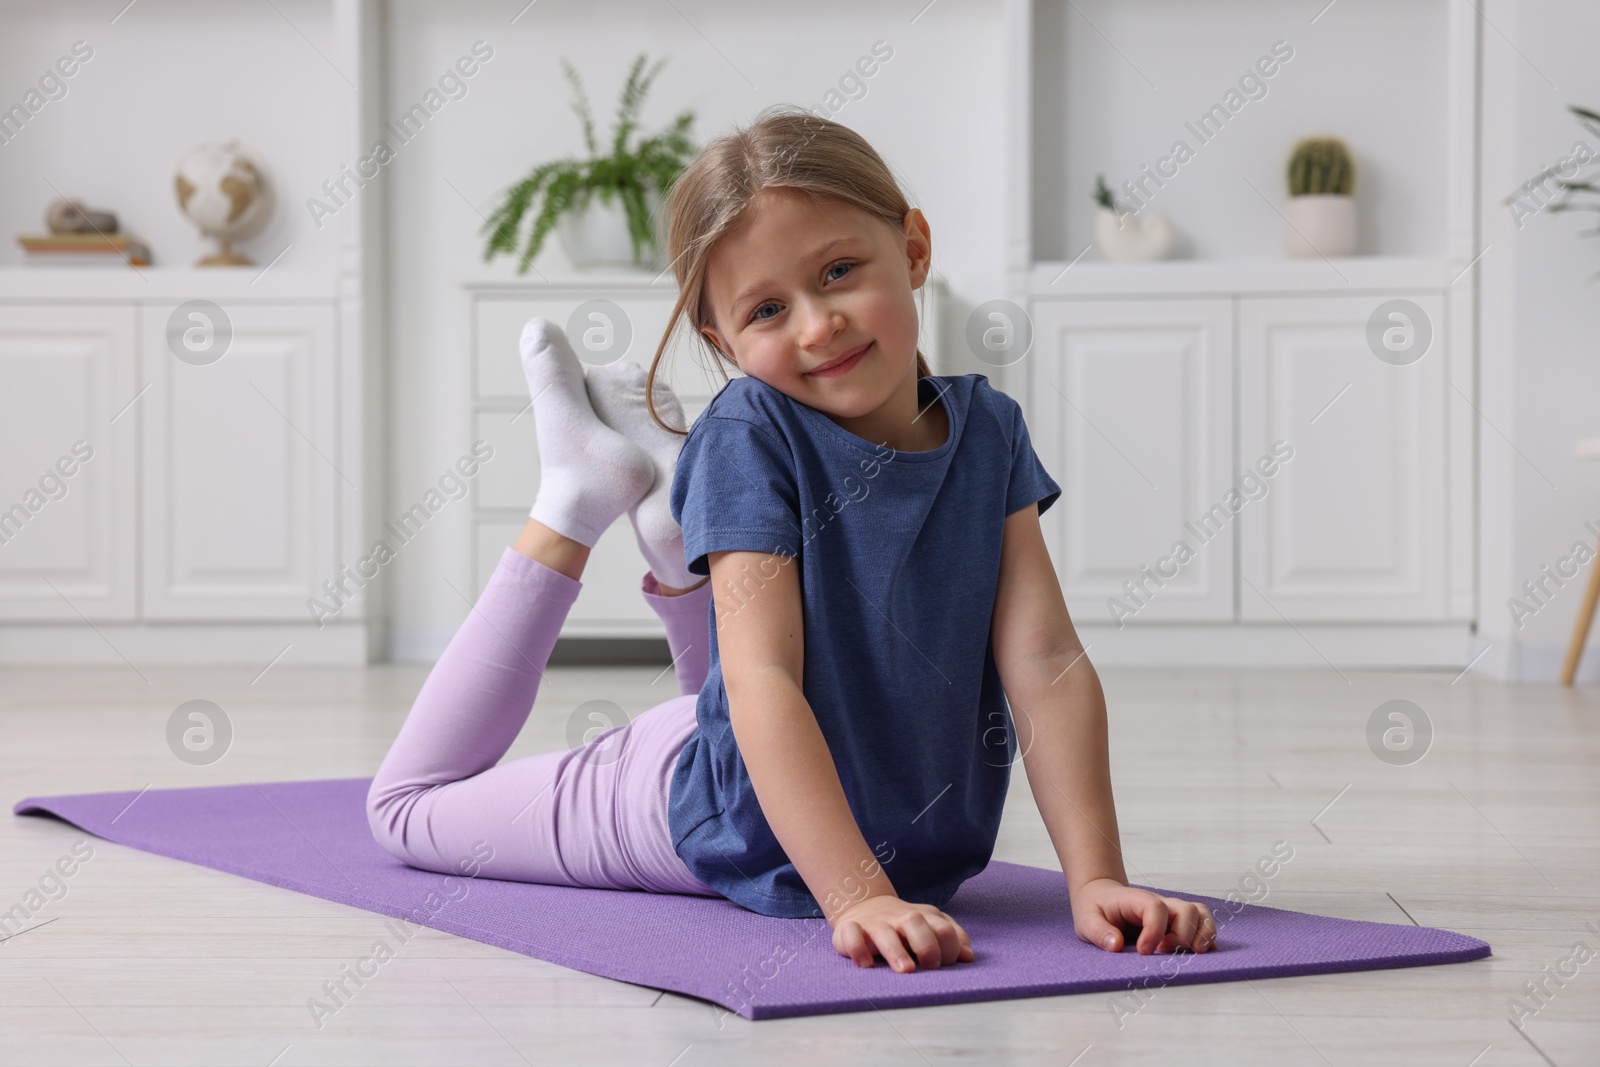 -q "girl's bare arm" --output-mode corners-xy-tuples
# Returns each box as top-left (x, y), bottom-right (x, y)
(708, 548), (973, 970)
(708, 549), (883, 913)
(988, 507), (1216, 954)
